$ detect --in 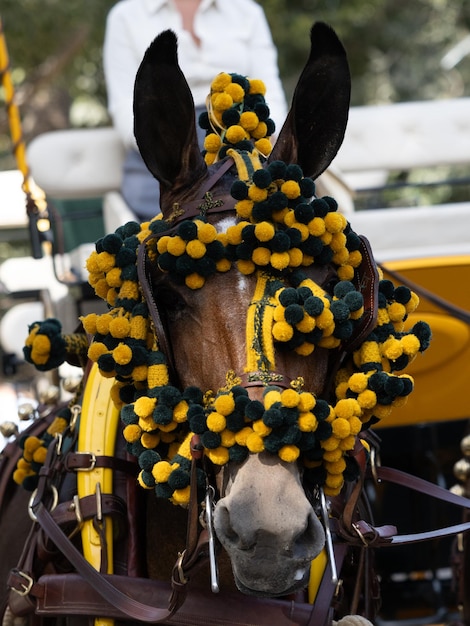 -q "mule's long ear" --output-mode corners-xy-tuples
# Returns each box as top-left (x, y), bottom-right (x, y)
(133, 30), (207, 192)
(269, 22), (350, 179)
